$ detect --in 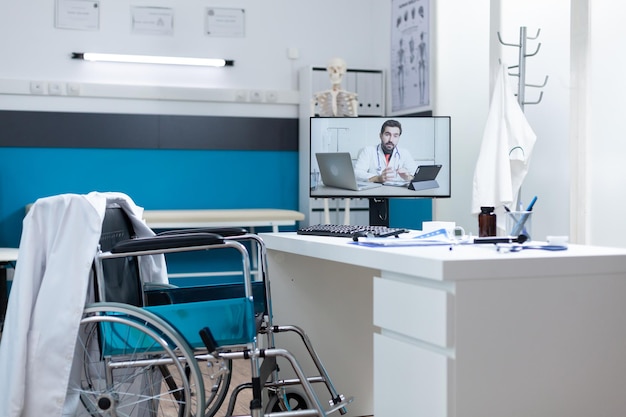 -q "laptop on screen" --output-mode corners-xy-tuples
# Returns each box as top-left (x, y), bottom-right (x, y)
(315, 152), (382, 191)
